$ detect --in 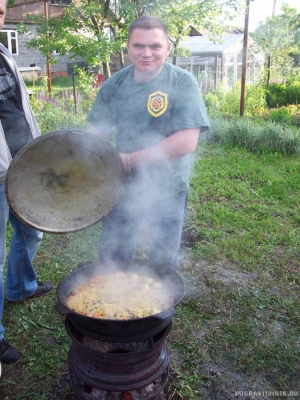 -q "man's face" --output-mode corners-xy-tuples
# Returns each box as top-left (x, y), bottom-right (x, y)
(0, 0), (6, 31)
(127, 28), (171, 82)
